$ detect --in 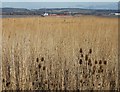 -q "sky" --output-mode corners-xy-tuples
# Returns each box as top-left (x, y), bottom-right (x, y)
(1, 0), (120, 2)
(1, 2), (118, 10)
(1, 0), (119, 9)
